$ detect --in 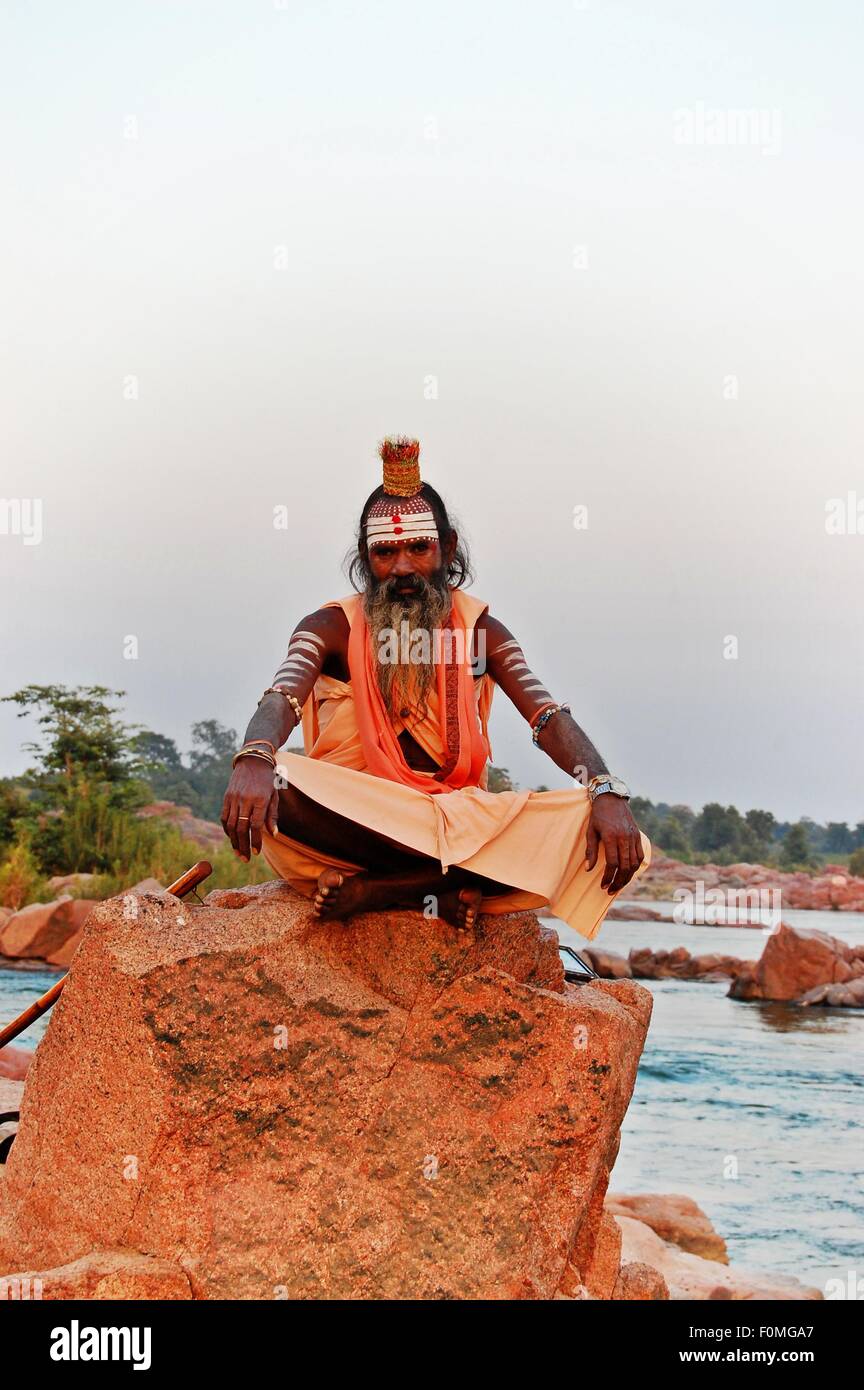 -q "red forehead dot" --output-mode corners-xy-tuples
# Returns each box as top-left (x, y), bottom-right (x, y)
(393, 526), (403, 534)
(391, 512), (401, 522)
